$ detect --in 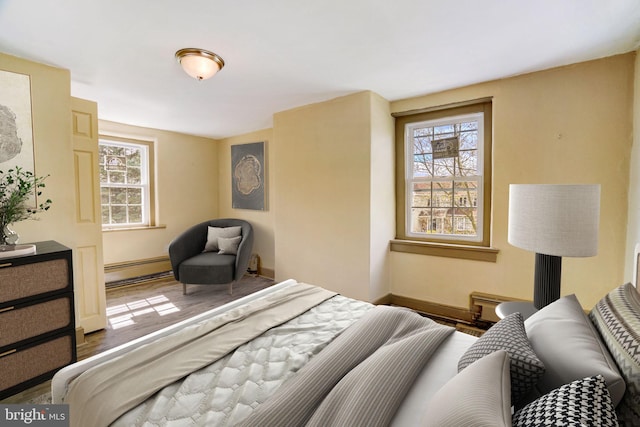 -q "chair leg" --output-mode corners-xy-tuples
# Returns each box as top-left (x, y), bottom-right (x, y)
(228, 281), (234, 295)
(183, 283), (187, 295)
